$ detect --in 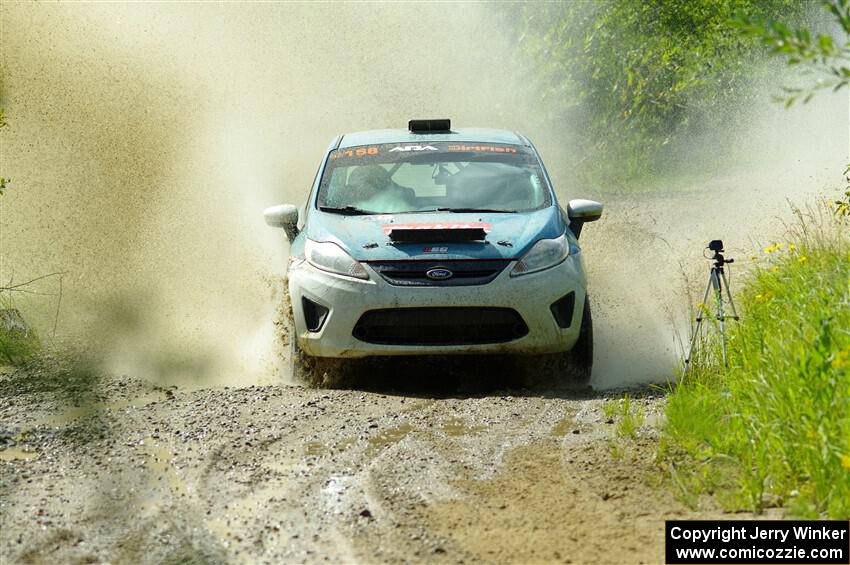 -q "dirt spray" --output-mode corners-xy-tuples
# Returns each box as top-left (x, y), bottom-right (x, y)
(1, 3), (846, 389)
